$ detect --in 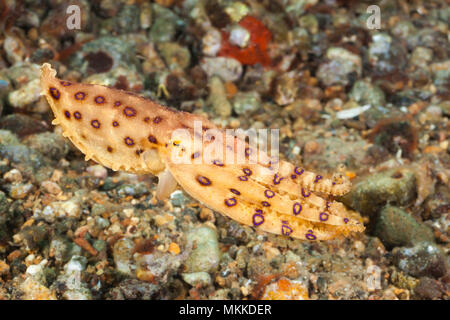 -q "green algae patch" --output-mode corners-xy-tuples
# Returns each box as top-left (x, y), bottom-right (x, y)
(374, 206), (434, 248)
(341, 168), (417, 217)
